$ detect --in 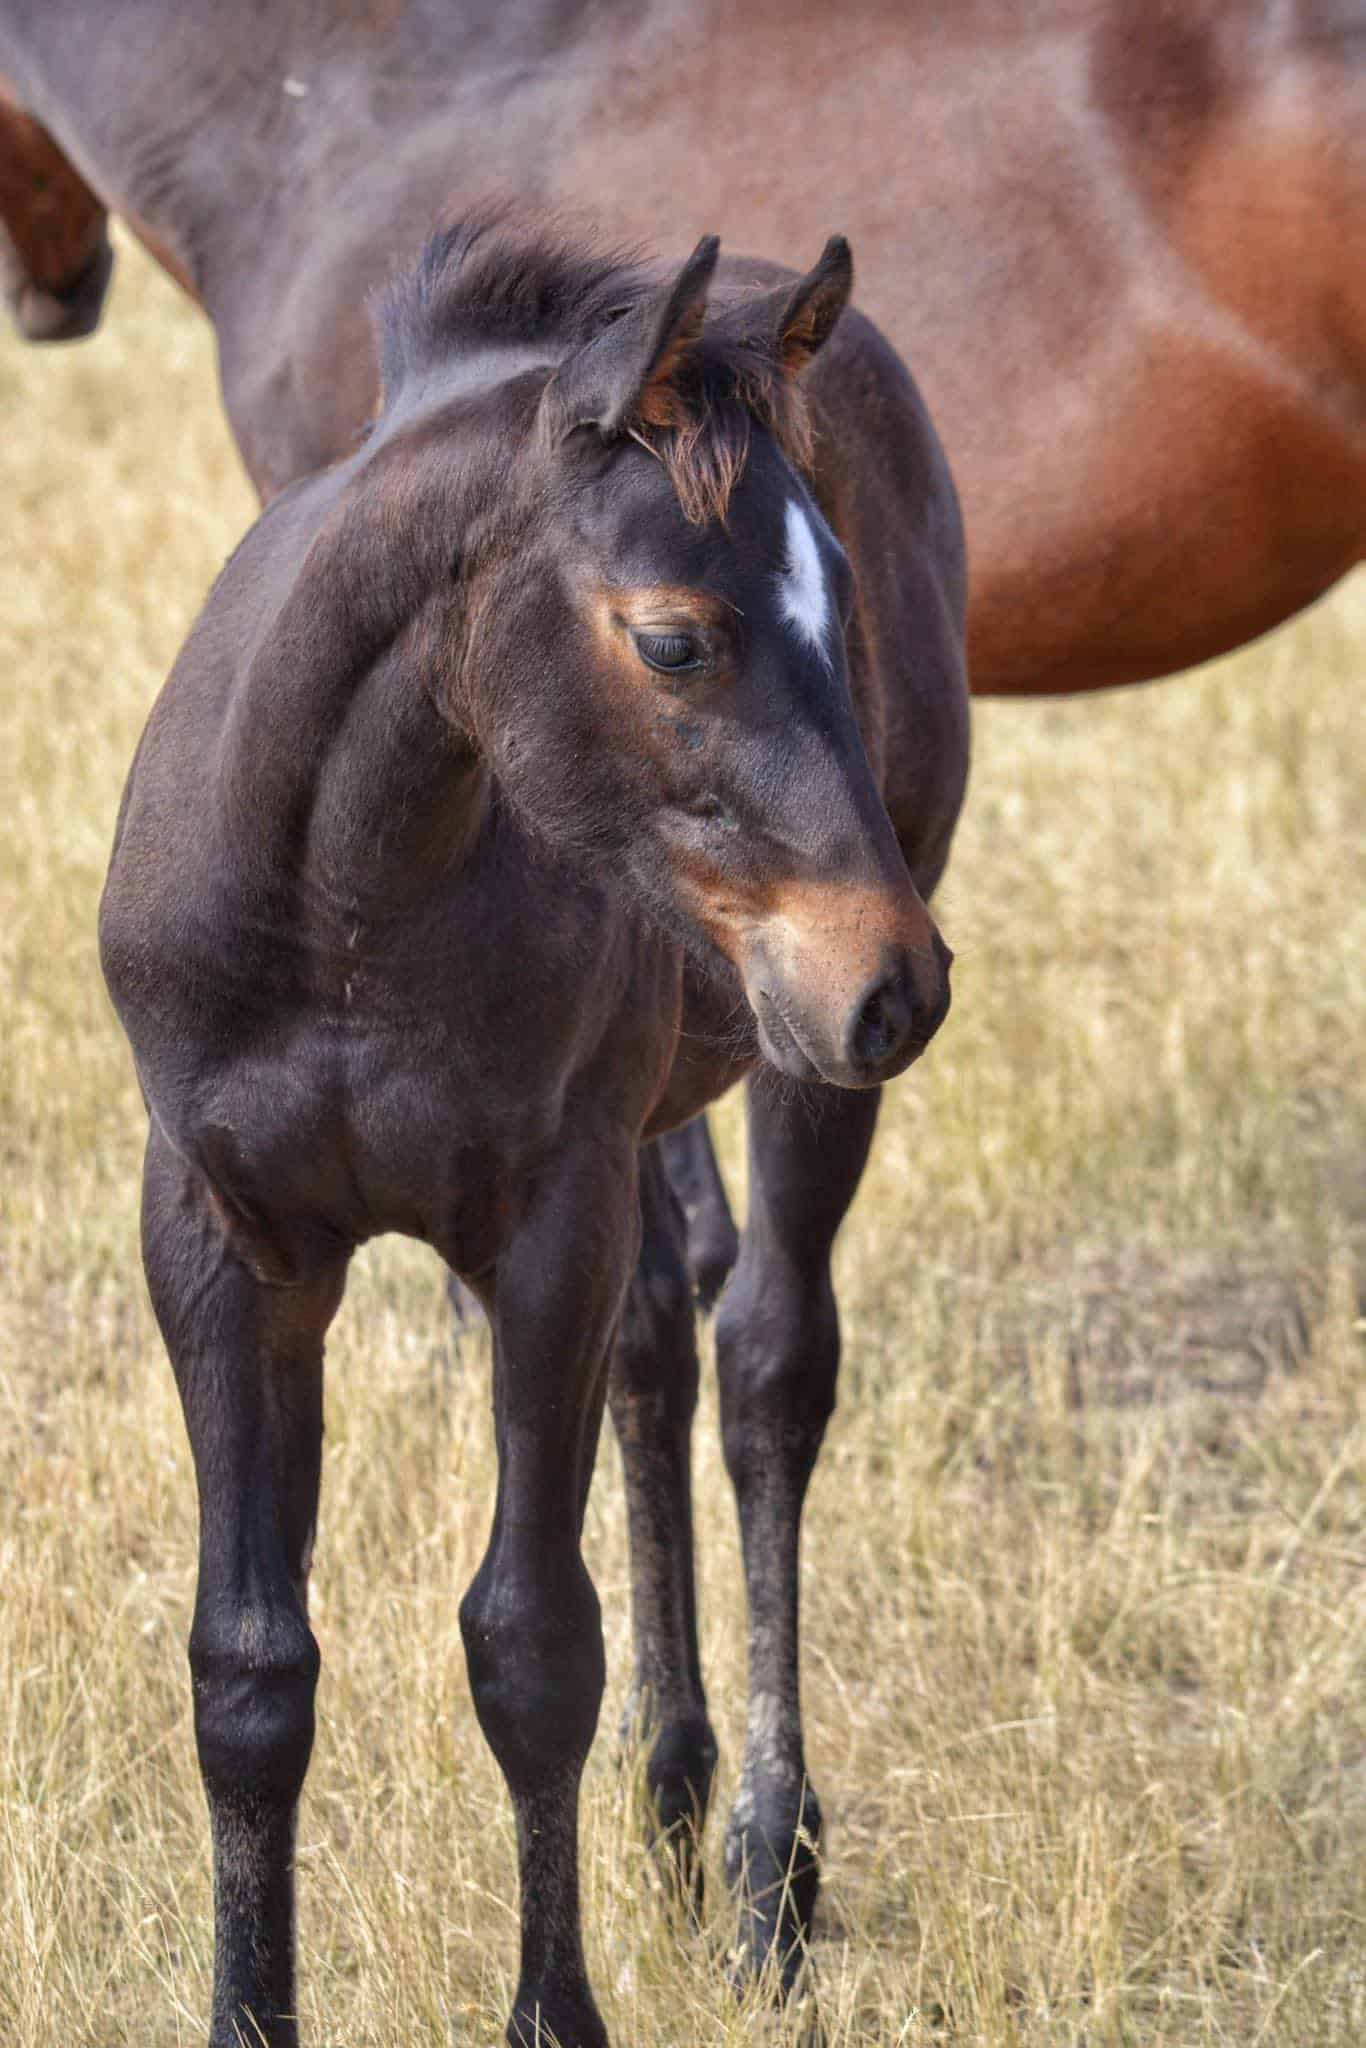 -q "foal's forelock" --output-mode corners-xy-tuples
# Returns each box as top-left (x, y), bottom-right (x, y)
(628, 350), (814, 528)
